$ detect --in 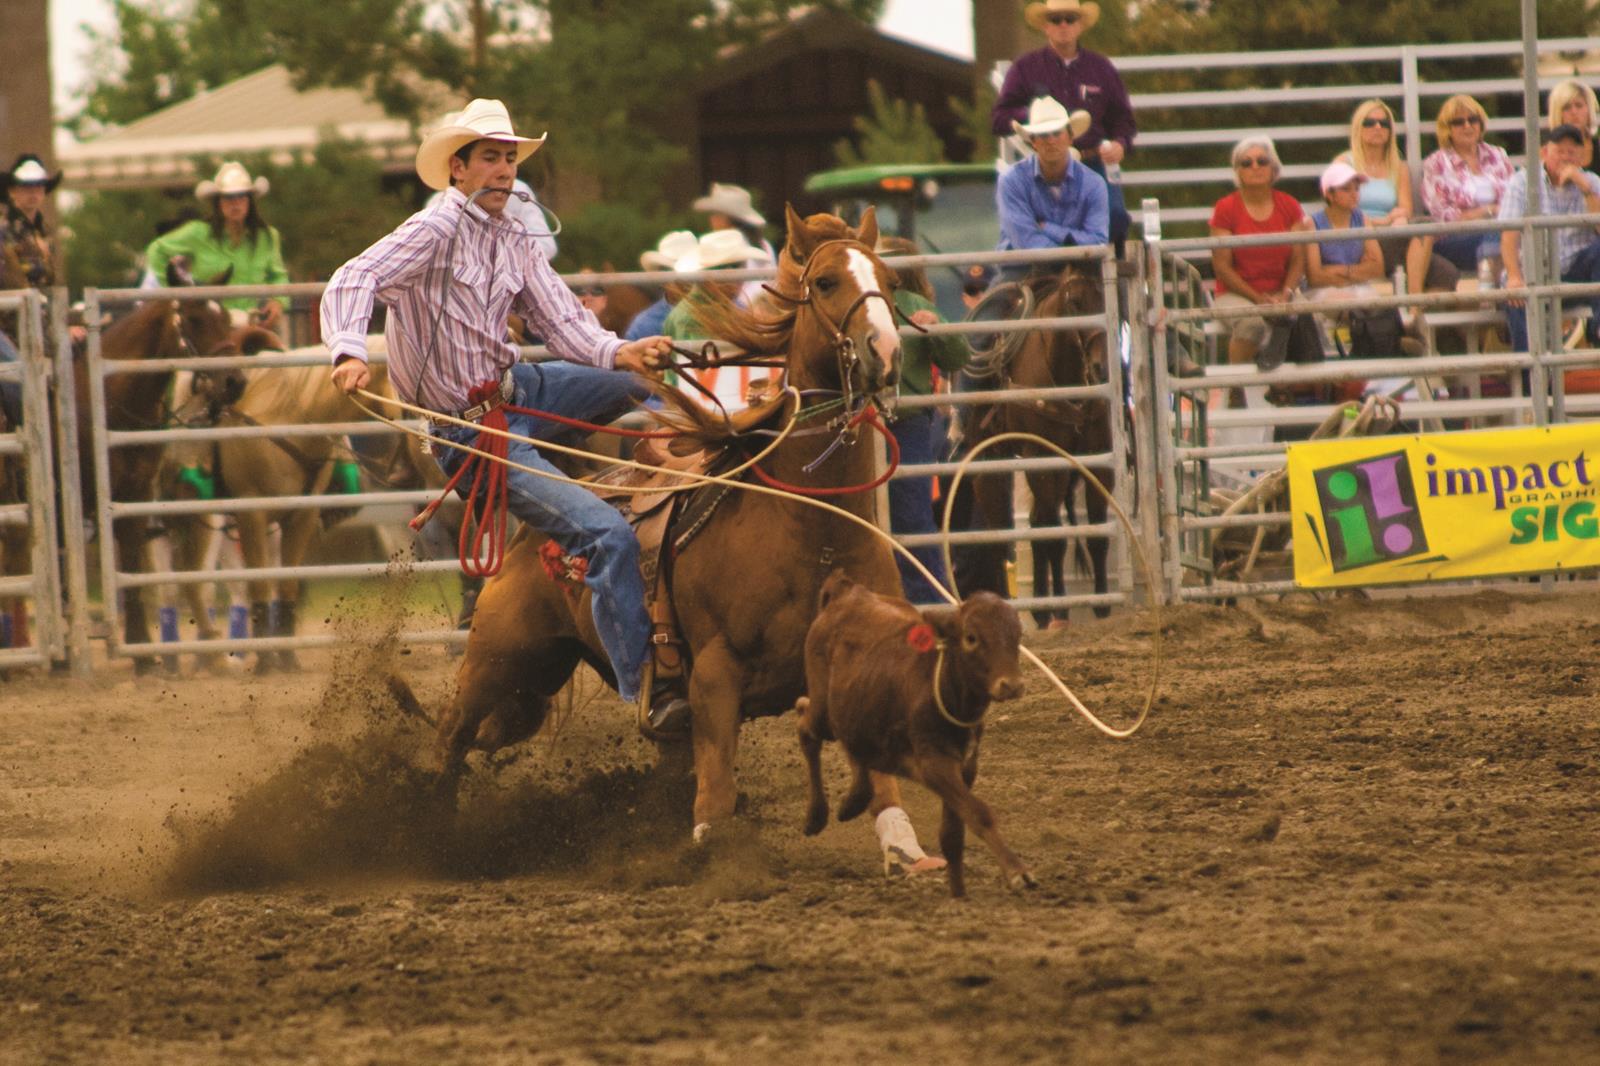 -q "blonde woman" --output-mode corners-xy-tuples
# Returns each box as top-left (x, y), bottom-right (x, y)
(1421, 94), (1514, 272)
(1335, 98), (1457, 308)
(1548, 80), (1599, 168)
